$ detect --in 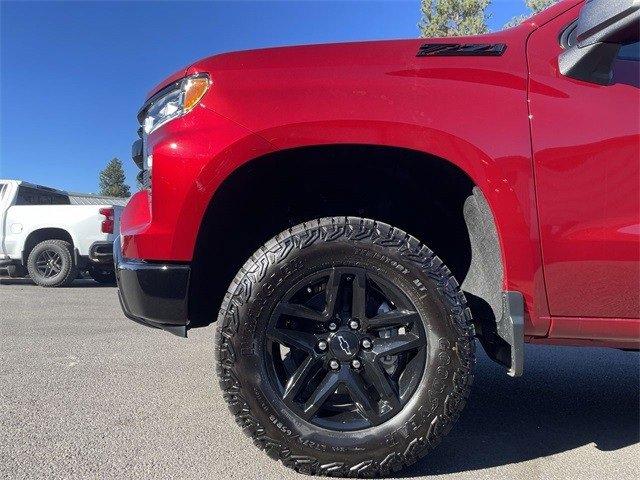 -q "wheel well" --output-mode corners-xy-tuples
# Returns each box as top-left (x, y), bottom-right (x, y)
(189, 144), (504, 340)
(23, 228), (73, 264)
